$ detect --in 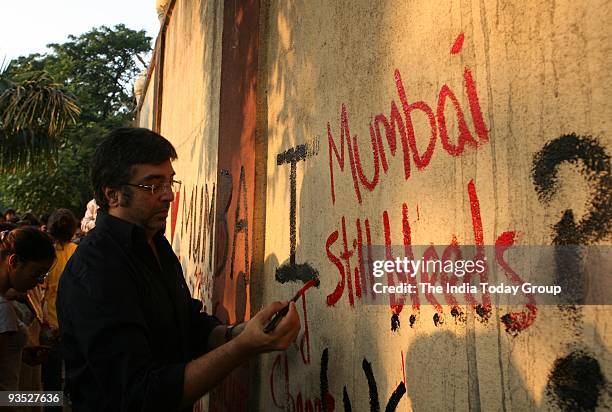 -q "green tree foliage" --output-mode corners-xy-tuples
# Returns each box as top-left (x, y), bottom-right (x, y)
(0, 66), (80, 169)
(0, 25), (151, 218)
